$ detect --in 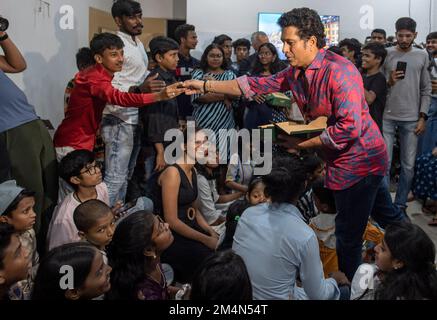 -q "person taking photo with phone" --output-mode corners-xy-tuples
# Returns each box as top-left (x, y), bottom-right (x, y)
(382, 17), (432, 214)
